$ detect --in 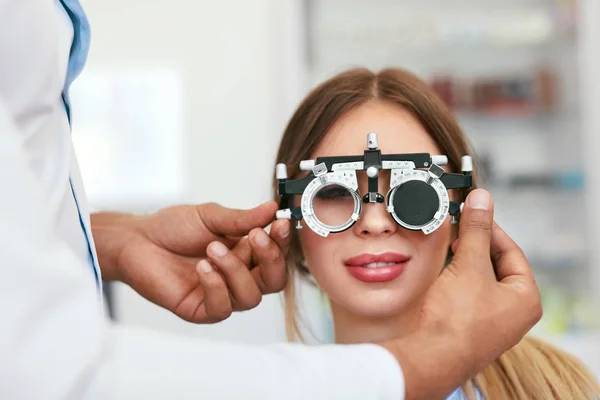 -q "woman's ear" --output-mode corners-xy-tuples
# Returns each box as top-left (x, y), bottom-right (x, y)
(444, 245), (454, 268)
(451, 221), (459, 241)
(299, 258), (311, 274)
(444, 220), (458, 268)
